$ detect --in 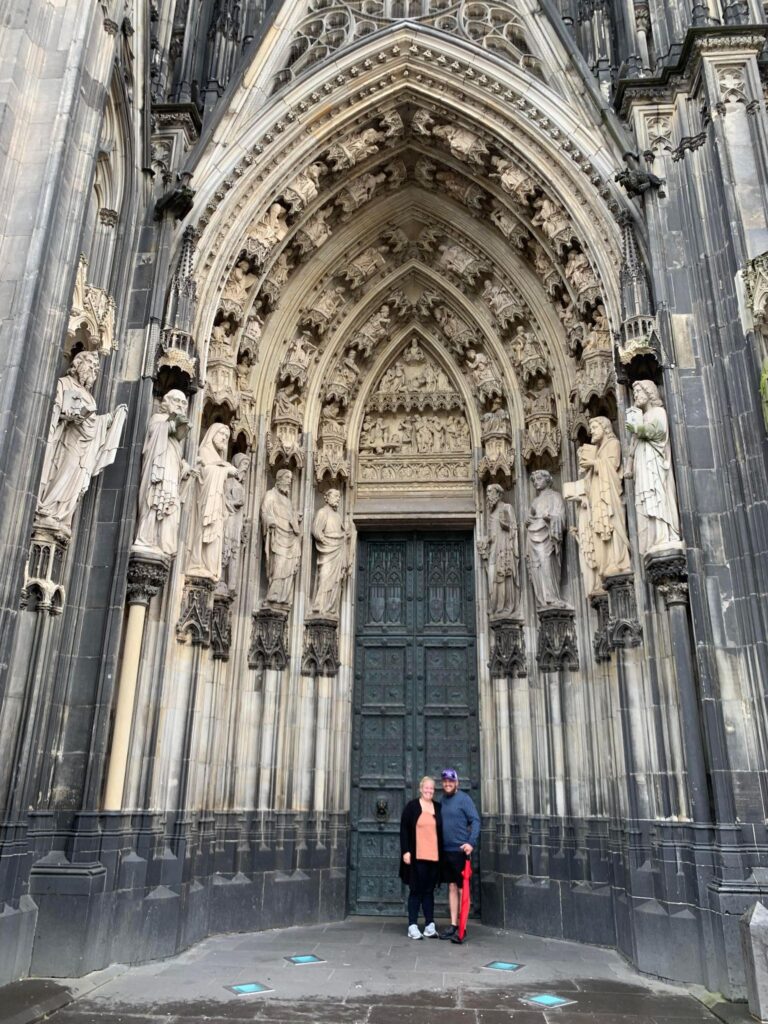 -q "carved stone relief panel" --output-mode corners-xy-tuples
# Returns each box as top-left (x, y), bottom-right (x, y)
(357, 340), (472, 494)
